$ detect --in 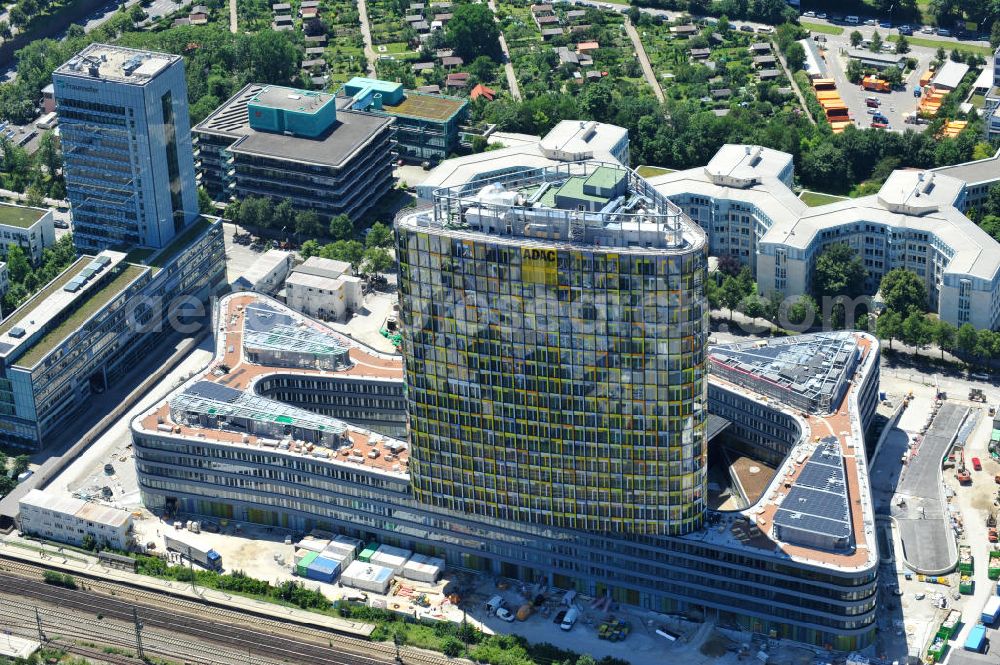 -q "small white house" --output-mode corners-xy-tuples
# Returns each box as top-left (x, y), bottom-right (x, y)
(18, 489), (133, 550)
(232, 249), (294, 294)
(284, 256), (362, 321)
